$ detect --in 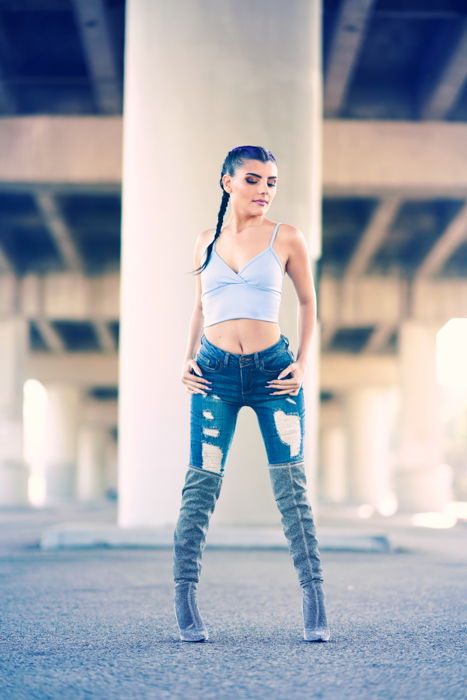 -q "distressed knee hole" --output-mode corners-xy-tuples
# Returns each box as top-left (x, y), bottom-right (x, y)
(201, 442), (223, 473)
(273, 410), (301, 457)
